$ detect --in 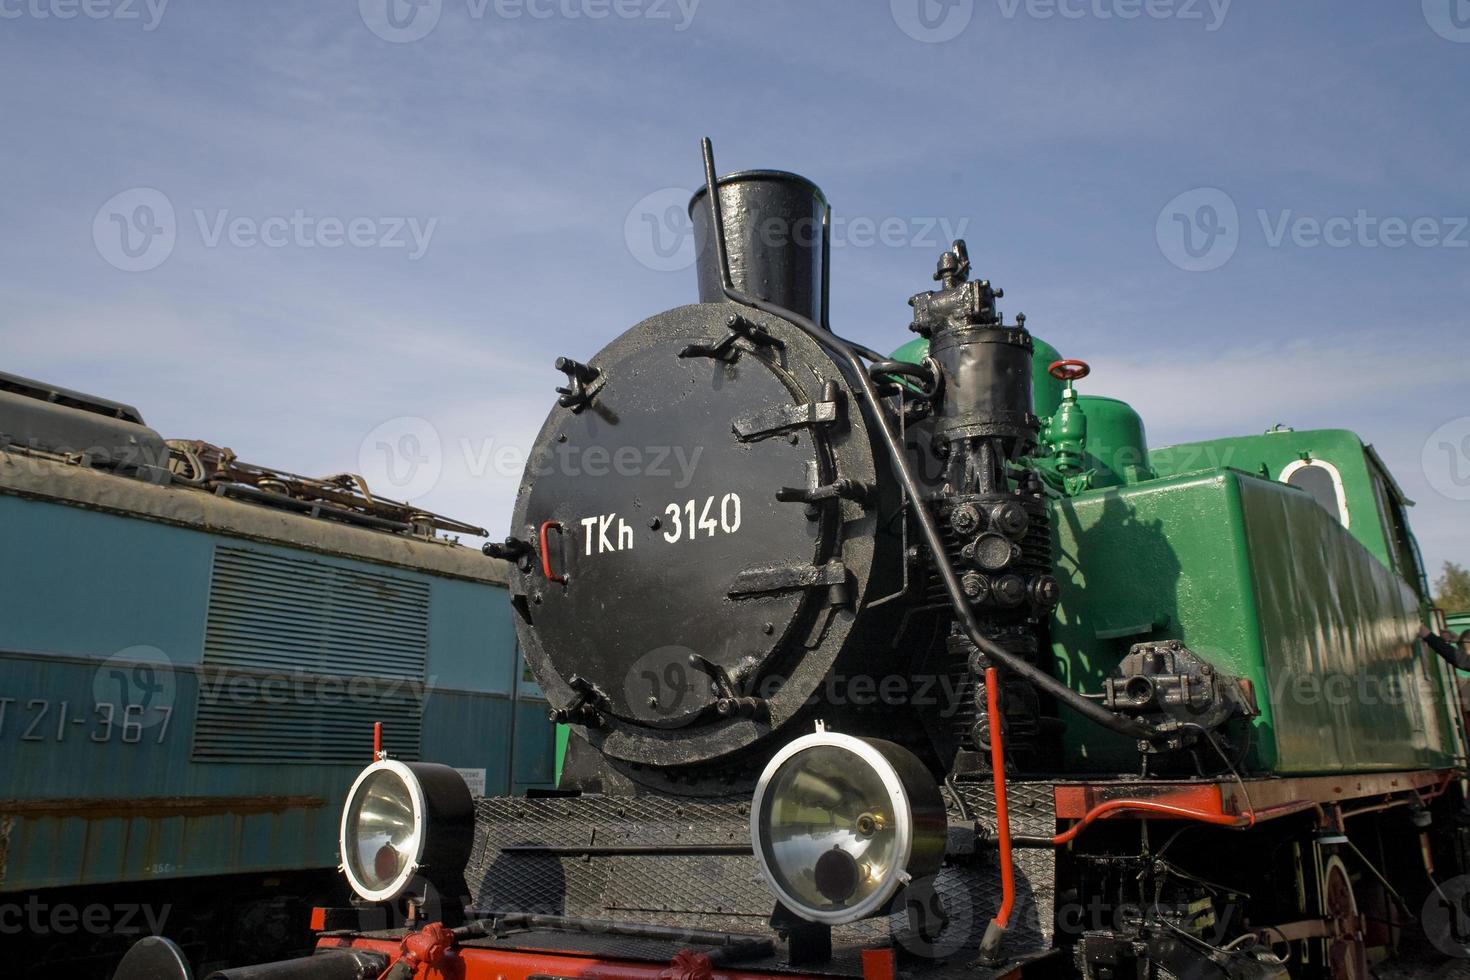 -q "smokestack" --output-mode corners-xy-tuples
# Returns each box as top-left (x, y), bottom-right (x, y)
(688, 170), (829, 328)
